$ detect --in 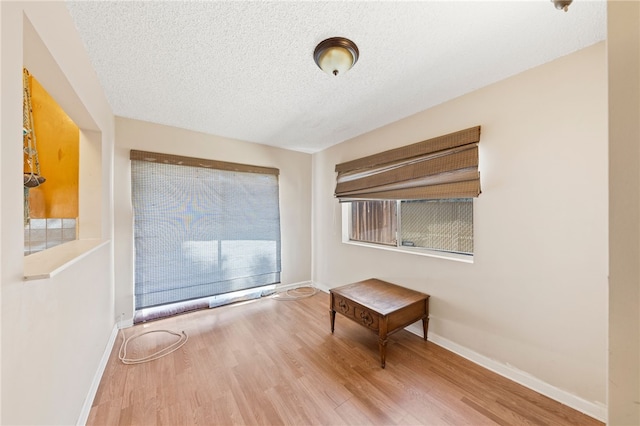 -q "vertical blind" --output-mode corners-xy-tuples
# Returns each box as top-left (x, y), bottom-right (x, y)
(130, 150), (281, 310)
(335, 126), (481, 201)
